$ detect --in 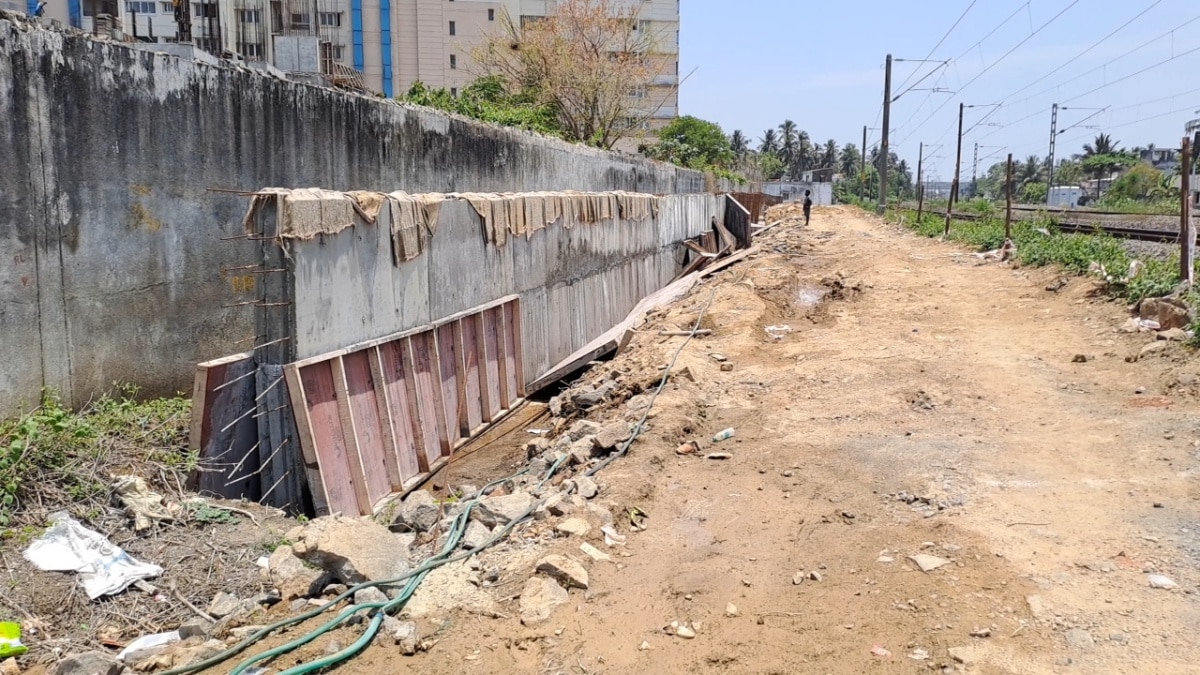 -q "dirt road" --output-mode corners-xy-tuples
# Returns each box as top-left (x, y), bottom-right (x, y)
(214, 205), (1200, 675)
